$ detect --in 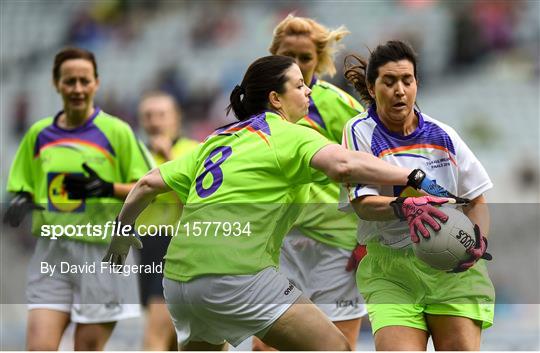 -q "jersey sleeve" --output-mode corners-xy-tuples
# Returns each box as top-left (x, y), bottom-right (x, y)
(158, 146), (199, 204)
(342, 117), (380, 201)
(274, 123), (332, 185)
(318, 89), (363, 143)
(452, 130), (493, 199)
(6, 128), (38, 195)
